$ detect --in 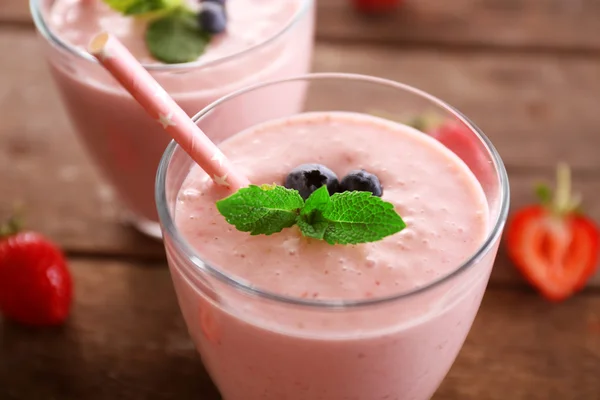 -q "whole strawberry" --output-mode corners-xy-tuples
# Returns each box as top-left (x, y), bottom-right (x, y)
(408, 114), (495, 187)
(0, 217), (72, 326)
